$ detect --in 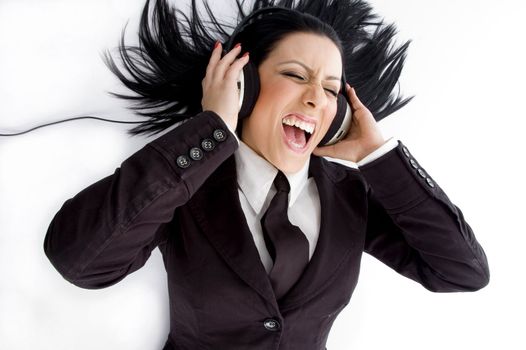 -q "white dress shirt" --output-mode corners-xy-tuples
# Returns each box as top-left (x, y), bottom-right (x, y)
(233, 138), (398, 274)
